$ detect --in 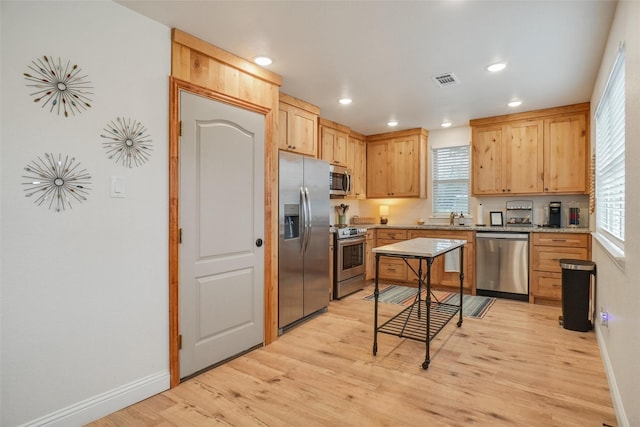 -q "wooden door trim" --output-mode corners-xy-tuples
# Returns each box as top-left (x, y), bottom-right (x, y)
(169, 77), (272, 387)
